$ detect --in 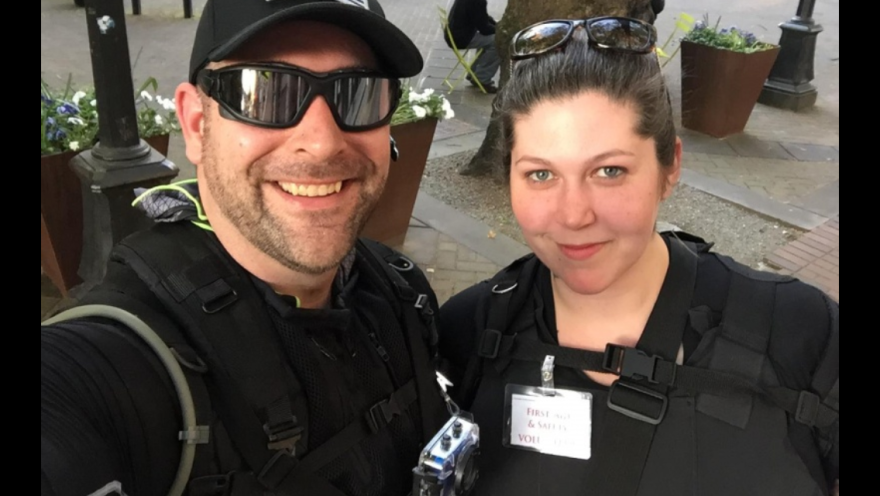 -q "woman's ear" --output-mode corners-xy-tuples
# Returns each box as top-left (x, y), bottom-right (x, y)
(176, 82), (206, 166)
(662, 137), (683, 200)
